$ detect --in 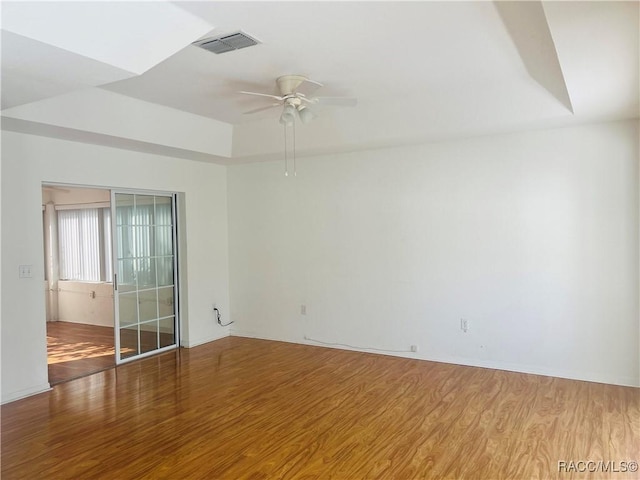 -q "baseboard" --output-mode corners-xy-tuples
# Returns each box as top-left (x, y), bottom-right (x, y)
(1, 383), (52, 405)
(181, 331), (230, 348)
(57, 318), (113, 328)
(231, 331), (639, 388)
(231, 330), (294, 344)
(415, 354), (640, 388)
